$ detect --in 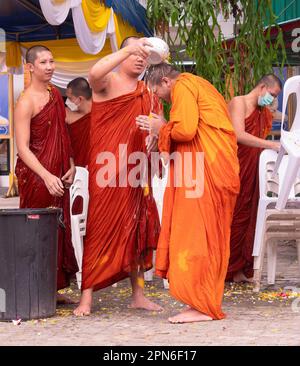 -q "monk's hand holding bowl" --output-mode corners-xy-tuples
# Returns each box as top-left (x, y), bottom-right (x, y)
(136, 113), (165, 135)
(127, 37), (152, 59)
